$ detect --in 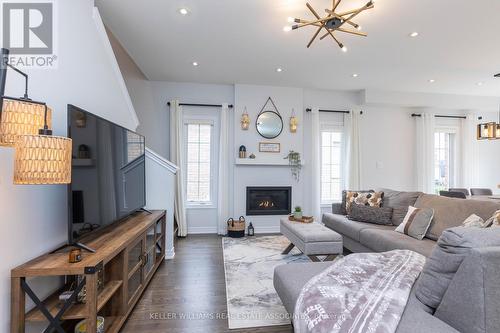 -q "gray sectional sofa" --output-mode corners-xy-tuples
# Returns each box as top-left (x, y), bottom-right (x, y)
(274, 189), (500, 332)
(324, 189), (500, 257)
